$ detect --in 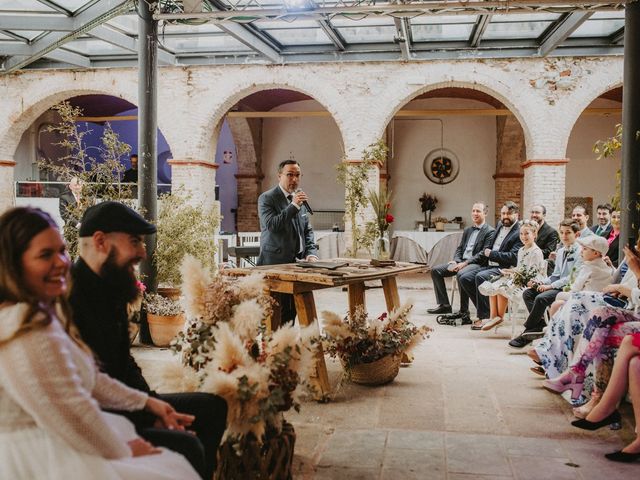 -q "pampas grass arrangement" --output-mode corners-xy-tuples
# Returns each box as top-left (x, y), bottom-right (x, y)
(169, 256), (318, 446)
